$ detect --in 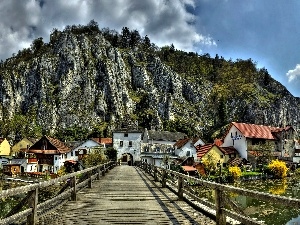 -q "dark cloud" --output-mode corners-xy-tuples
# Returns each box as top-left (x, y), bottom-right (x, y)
(0, 0), (215, 61)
